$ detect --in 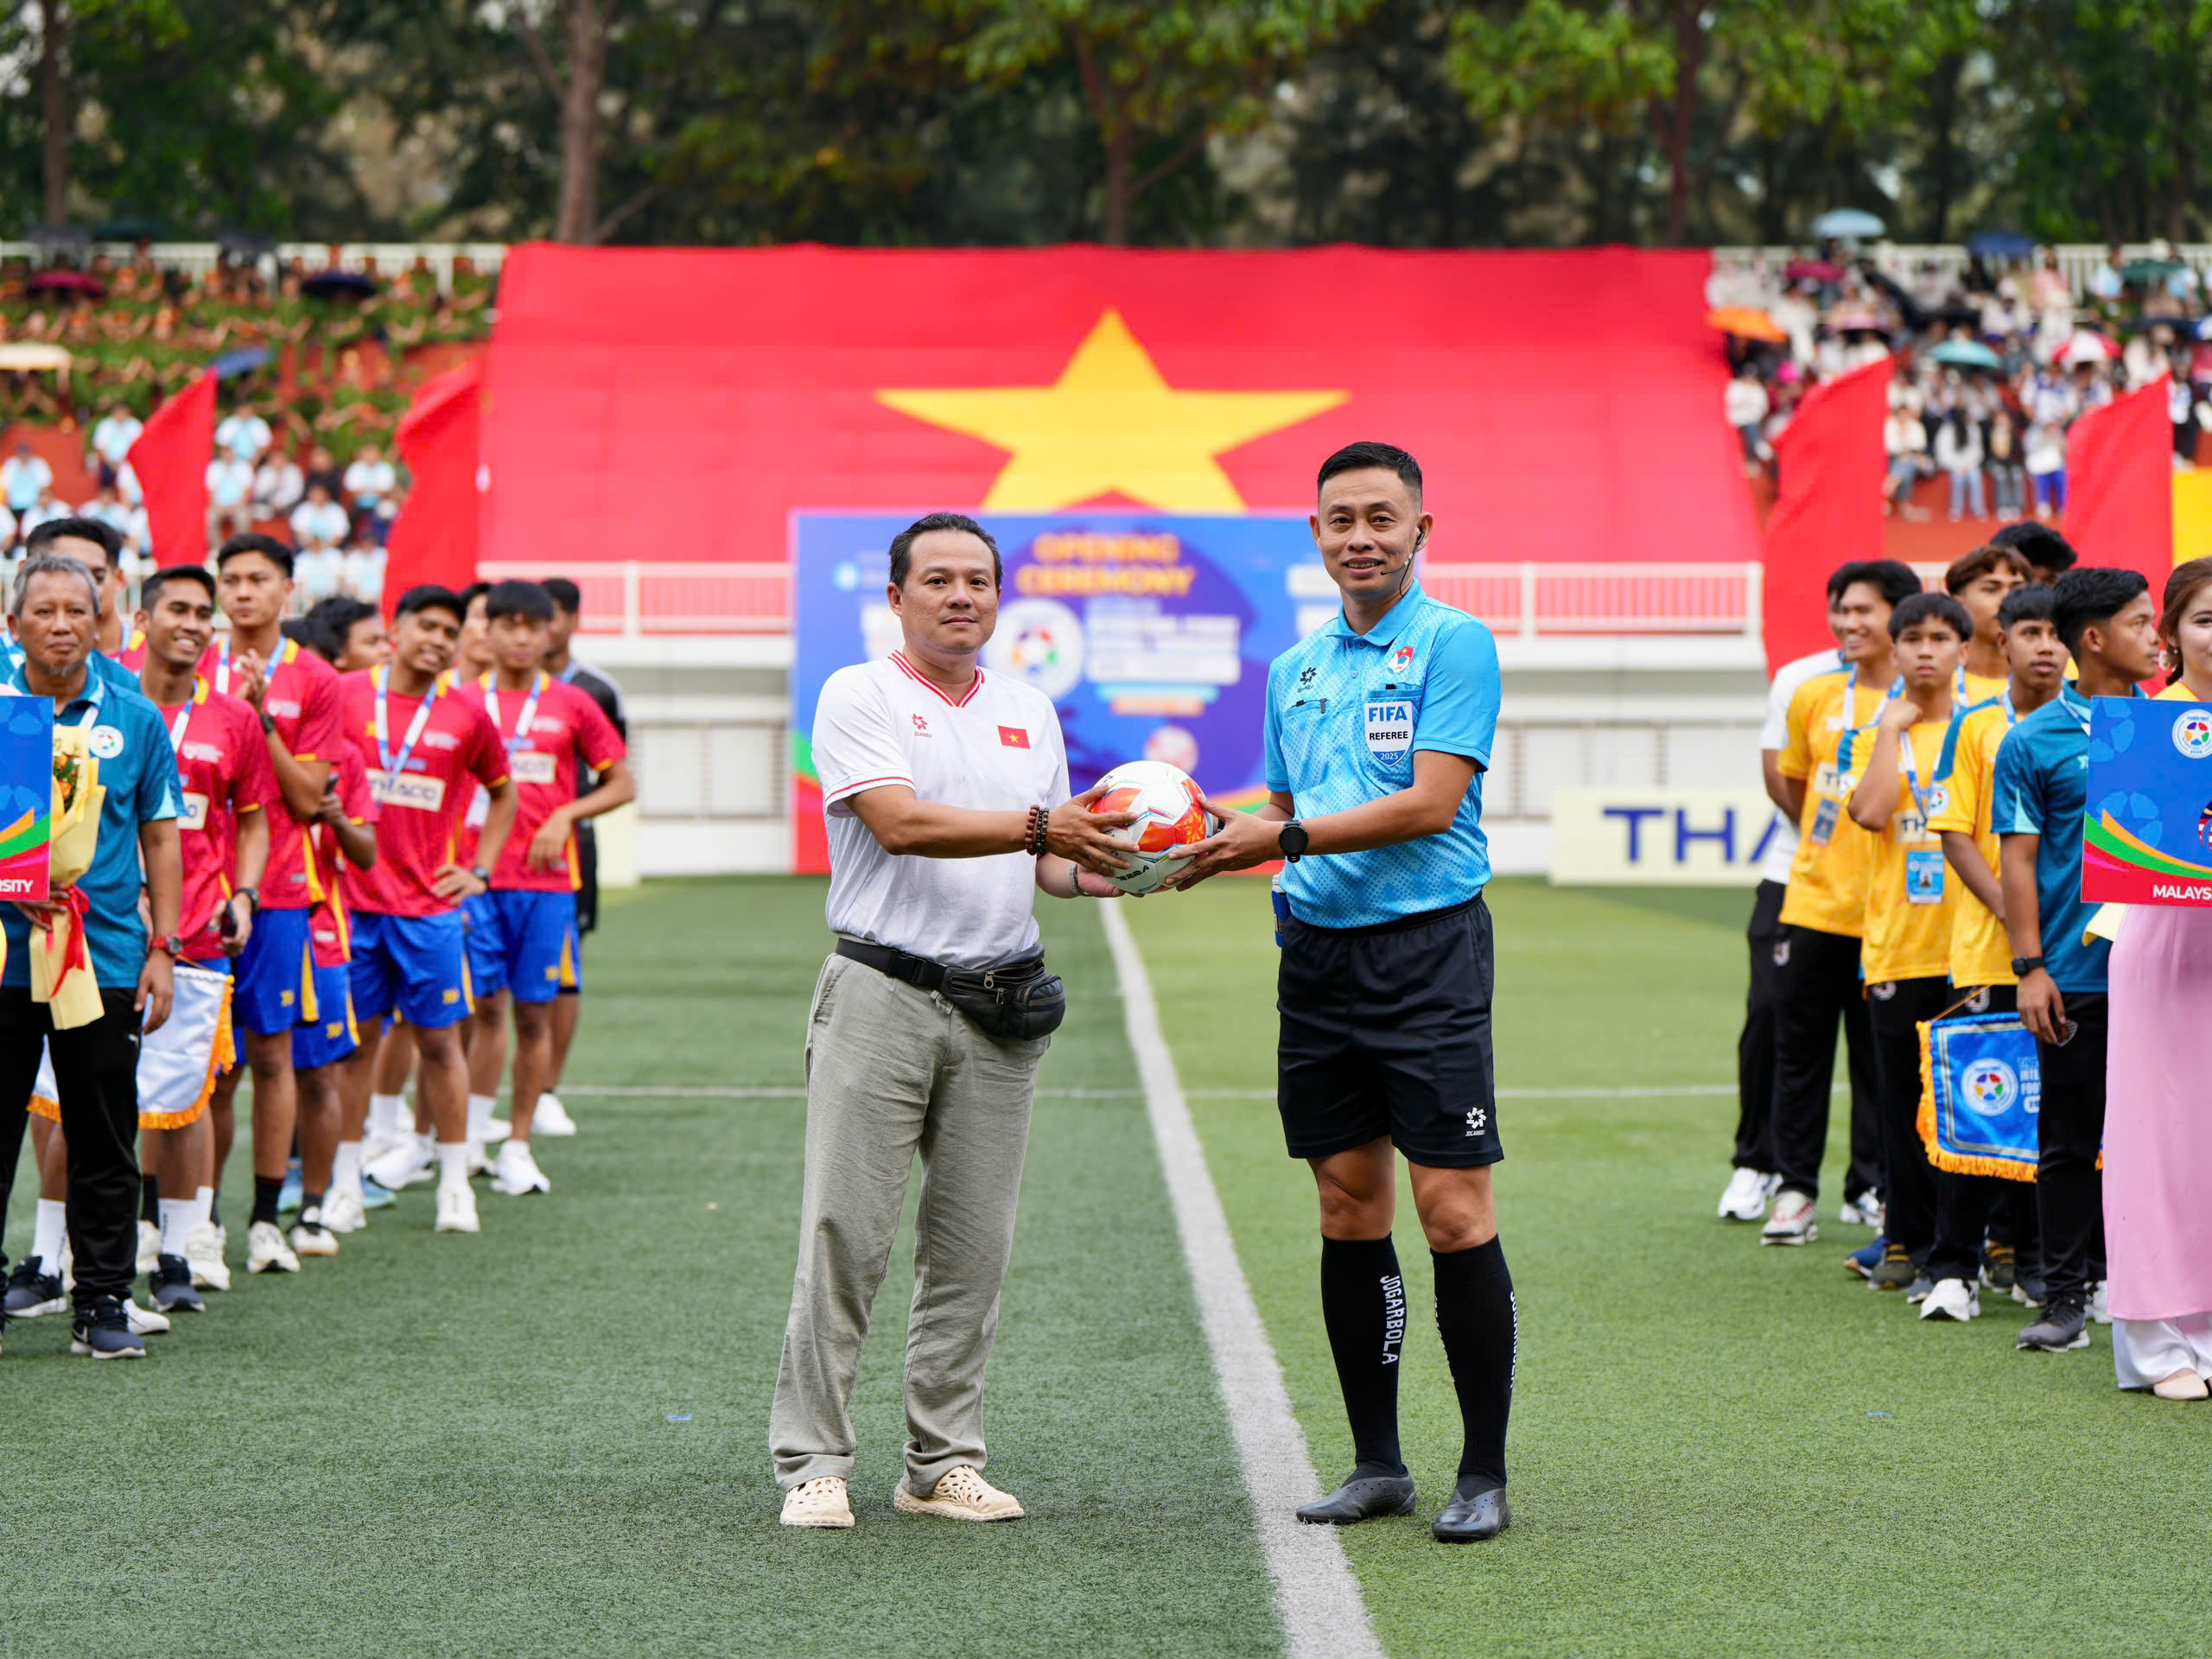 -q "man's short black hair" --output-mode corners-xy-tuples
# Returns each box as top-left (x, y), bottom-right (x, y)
(542, 576), (582, 615)
(1989, 520), (2078, 576)
(140, 564), (215, 609)
(1827, 558), (1922, 608)
(459, 580), (491, 610)
(307, 595), (377, 652)
(1317, 441), (1421, 503)
(2052, 566), (2149, 654)
(1944, 543), (2033, 594)
(25, 516), (124, 573)
(216, 531), (295, 578)
(1998, 583), (2056, 630)
(887, 512), (1001, 589)
(1888, 591), (1974, 640)
(282, 614), (339, 661)
(394, 583), (466, 625)
(486, 579), (556, 624)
